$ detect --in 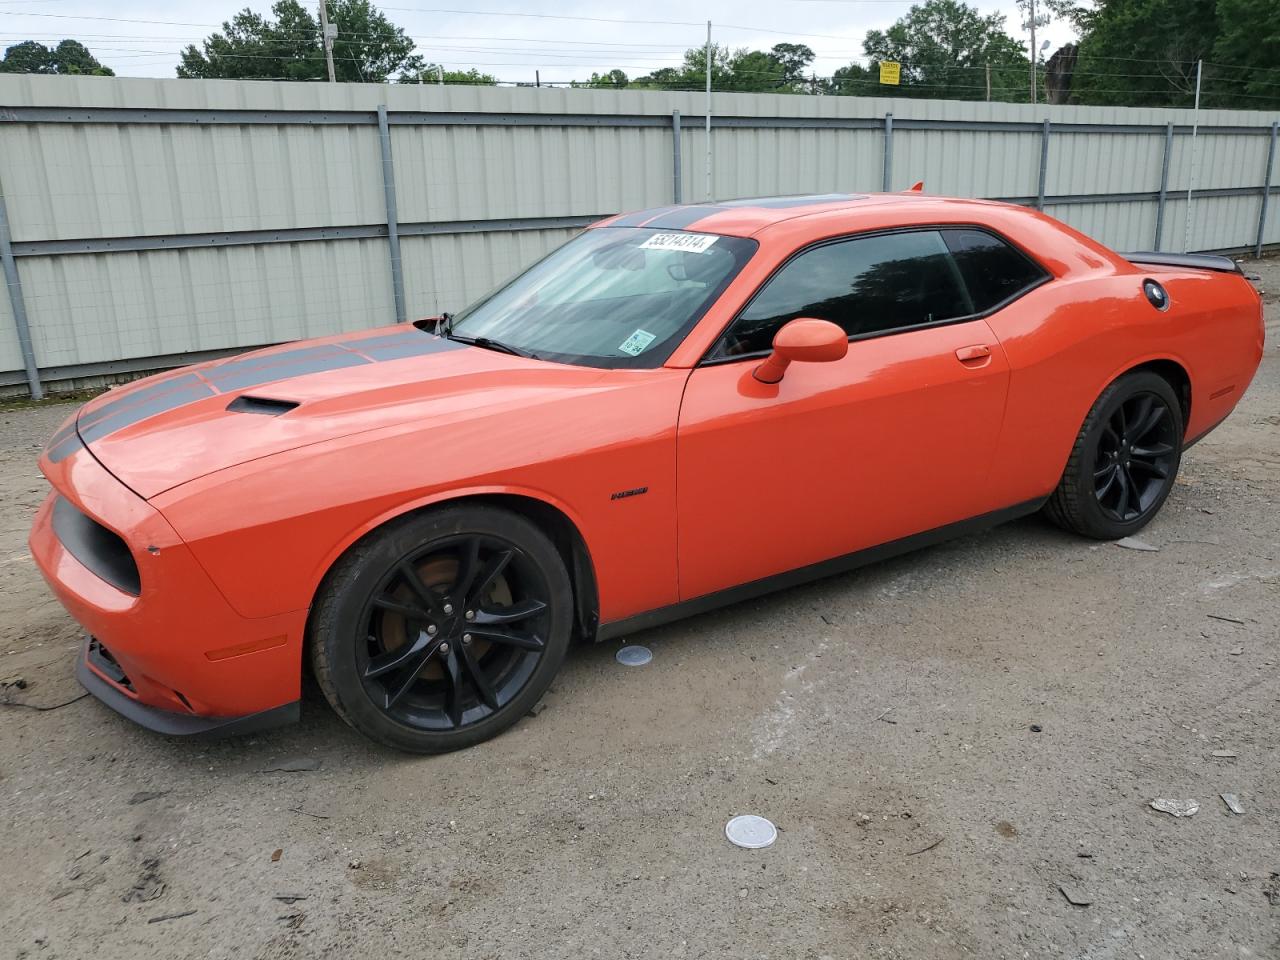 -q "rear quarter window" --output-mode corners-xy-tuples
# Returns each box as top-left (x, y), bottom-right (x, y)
(942, 228), (1050, 313)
